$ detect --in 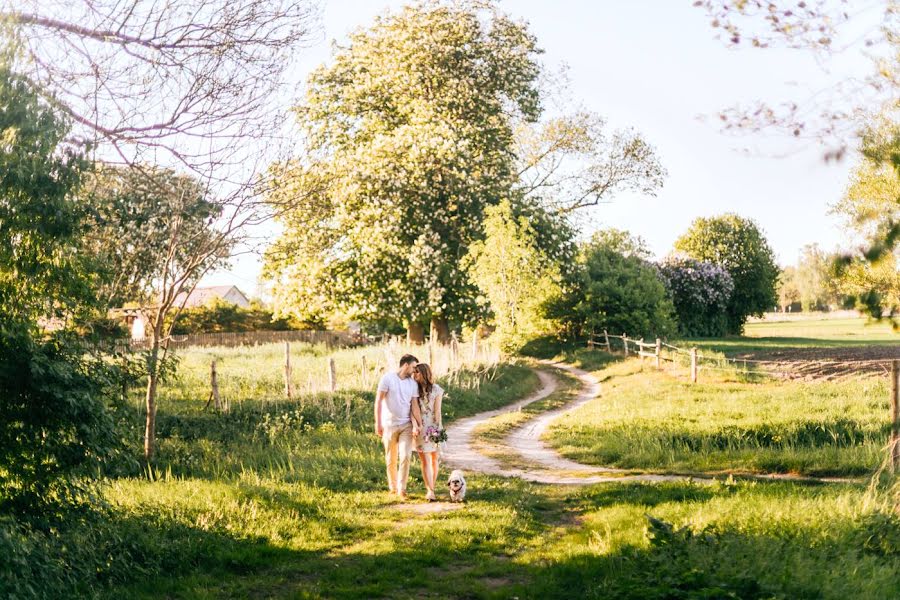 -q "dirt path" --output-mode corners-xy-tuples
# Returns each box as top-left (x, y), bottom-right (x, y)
(443, 361), (859, 486)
